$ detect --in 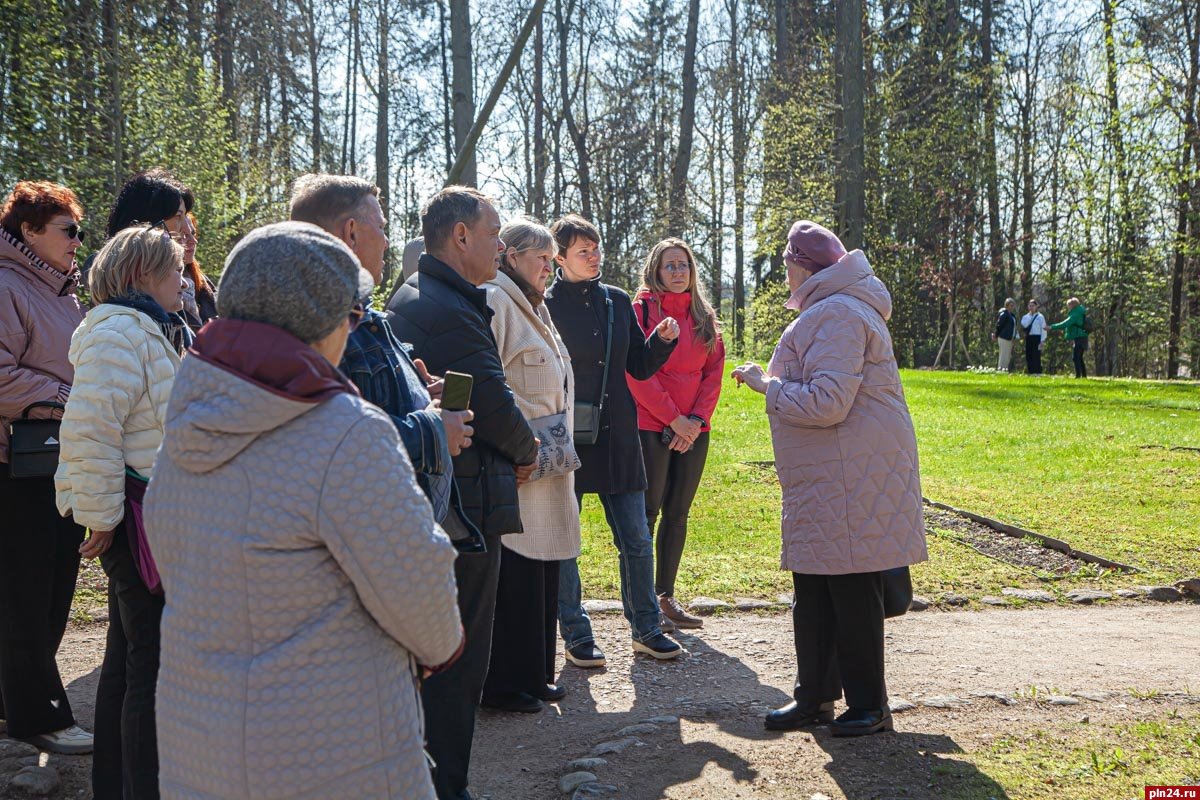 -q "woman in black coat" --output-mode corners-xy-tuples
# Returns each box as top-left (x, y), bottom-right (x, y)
(544, 214), (682, 667)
